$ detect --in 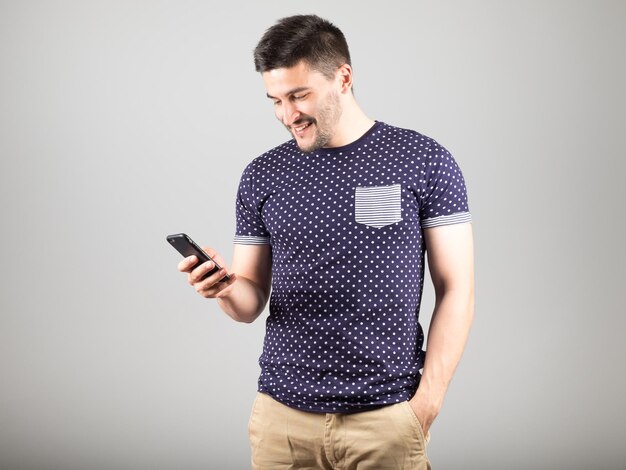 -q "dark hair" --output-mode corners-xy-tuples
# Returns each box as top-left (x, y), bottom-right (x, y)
(253, 14), (351, 78)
